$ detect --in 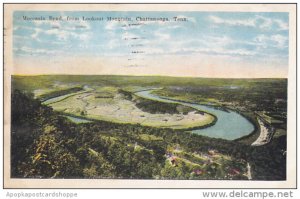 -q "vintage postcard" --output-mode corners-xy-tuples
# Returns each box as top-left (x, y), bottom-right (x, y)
(3, 4), (297, 188)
